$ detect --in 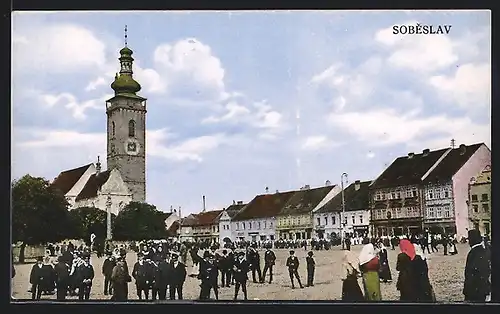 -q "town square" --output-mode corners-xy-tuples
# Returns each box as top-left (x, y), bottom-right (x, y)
(11, 10), (490, 303)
